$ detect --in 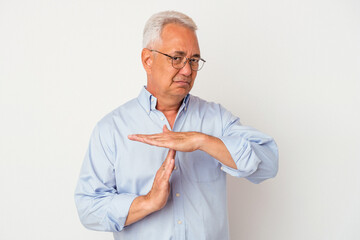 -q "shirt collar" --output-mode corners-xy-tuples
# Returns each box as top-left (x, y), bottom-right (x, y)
(137, 86), (190, 115)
